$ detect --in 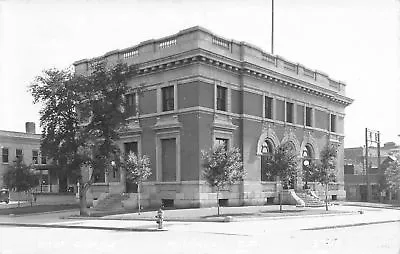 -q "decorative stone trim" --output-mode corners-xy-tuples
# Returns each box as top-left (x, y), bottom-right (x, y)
(257, 124), (280, 155)
(123, 52), (352, 106)
(212, 114), (237, 132)
(300, 131), (320, 160)
(155, 130), (181, 183)
(281, 127), (301, 154)
(152, 115), (182, 131)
